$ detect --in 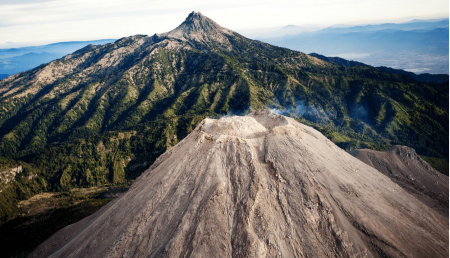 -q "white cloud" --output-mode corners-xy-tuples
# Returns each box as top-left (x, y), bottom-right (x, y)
(0, 0), (448, 46)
